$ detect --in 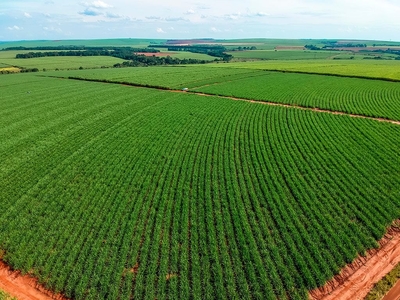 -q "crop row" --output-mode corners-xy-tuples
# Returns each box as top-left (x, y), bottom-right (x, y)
(0, 75), (399, 299)
(49, 66), (263, 90)
(193, 71), (400, 121)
